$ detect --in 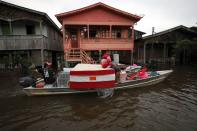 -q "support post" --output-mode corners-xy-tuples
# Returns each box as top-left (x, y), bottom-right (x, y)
(137, 48), (140, 63)
(63, 24), (66, 49)
(99, 50), (102, 61)
(131, 26), (134, 64)
(40, 21), (44, 67)
(87, 24), (89, 39)
(39, 20), (42, 35)
(27, 51), (30, 61)
(8, 53), (12, 69)
(131, 50), (133, 65)
(150, 41), (154, 61)
(143, 43), (146, 64)
(8, 19), (12, 35)
(109, 25), (112, 38)
(150, 27), (155, 61)
(62, 24), (66, 62)
(131, 26), (134, 40)
(163, 43), (166, 63)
